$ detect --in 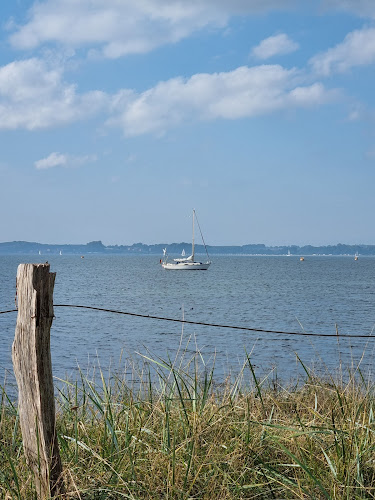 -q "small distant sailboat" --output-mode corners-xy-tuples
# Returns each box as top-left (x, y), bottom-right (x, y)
(300, 256), (305, 261)
(38, 250), (42, 255)
(59, 250), (62, 255)
(287, 250), (291, 256)
(354, 252), (359, 261)
(162, 210), (211, 270)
